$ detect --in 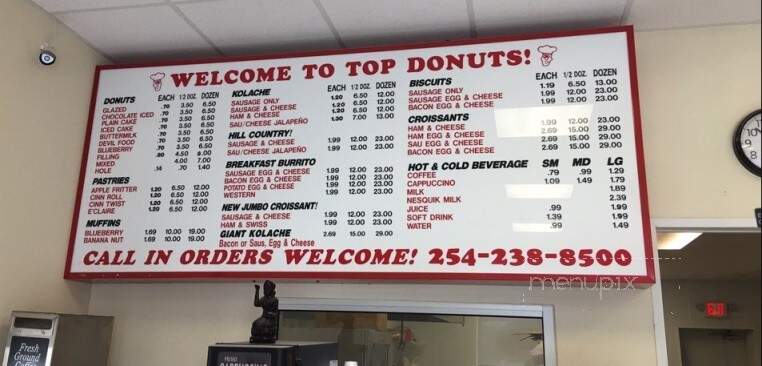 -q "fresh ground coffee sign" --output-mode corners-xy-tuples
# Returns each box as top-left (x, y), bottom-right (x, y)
(5, 337), (49, 366)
